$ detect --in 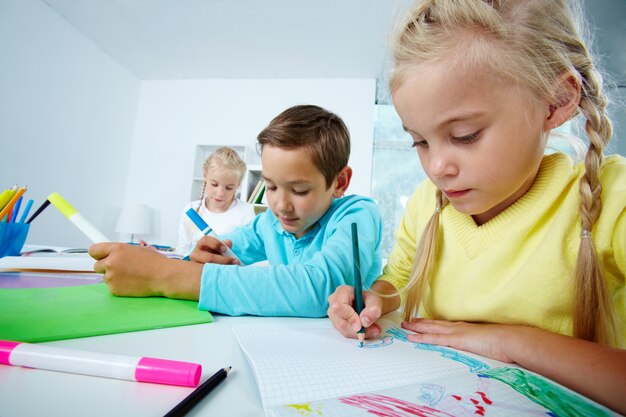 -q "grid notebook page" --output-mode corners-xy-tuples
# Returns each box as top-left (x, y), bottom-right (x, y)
(233, 320), (615, 417)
